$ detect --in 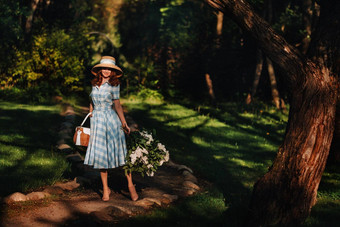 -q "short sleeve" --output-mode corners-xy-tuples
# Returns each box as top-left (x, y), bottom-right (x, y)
(112, 84), (120, 100)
